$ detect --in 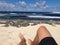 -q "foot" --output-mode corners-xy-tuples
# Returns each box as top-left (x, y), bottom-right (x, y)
(17, 33), (27, 45)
